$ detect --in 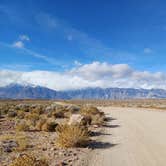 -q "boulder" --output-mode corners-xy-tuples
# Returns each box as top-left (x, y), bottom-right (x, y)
(68, 114), (84, 125)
